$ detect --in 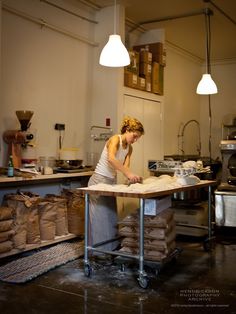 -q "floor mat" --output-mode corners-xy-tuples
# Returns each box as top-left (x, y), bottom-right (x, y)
(0, 240), (84, 283)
